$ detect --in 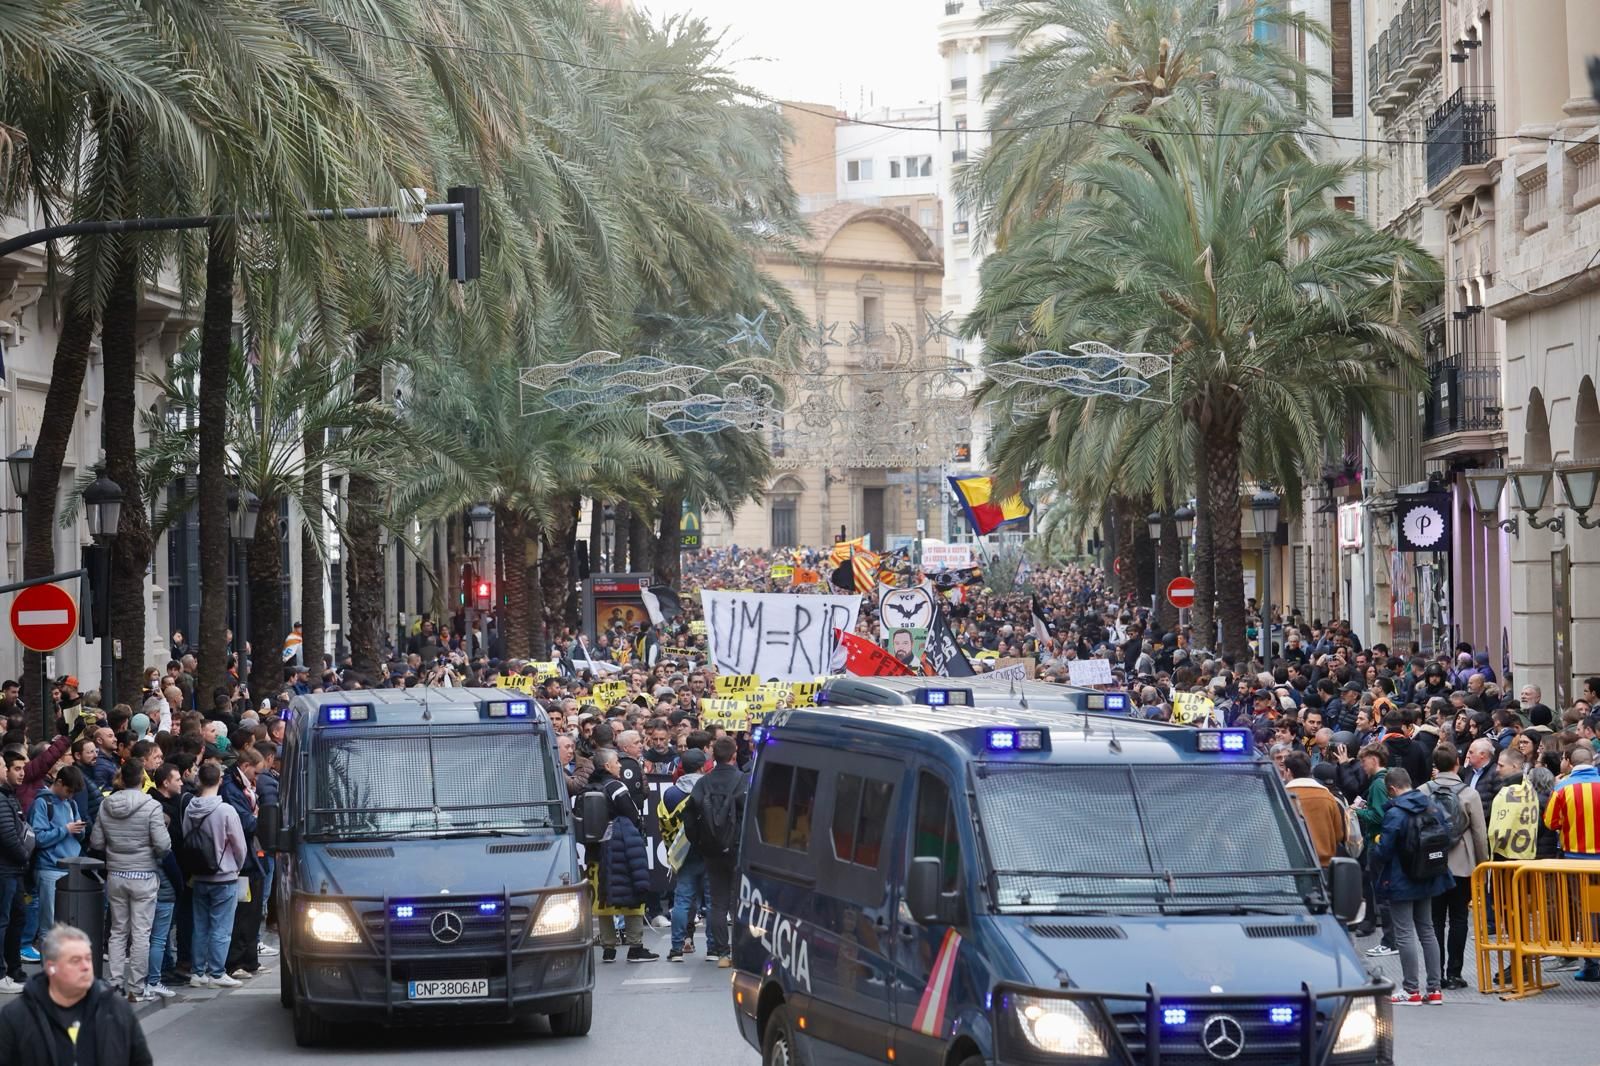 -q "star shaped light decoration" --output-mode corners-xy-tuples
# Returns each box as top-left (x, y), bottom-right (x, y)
(725, 310), (772, 353)
(922, 310), (960, 345)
